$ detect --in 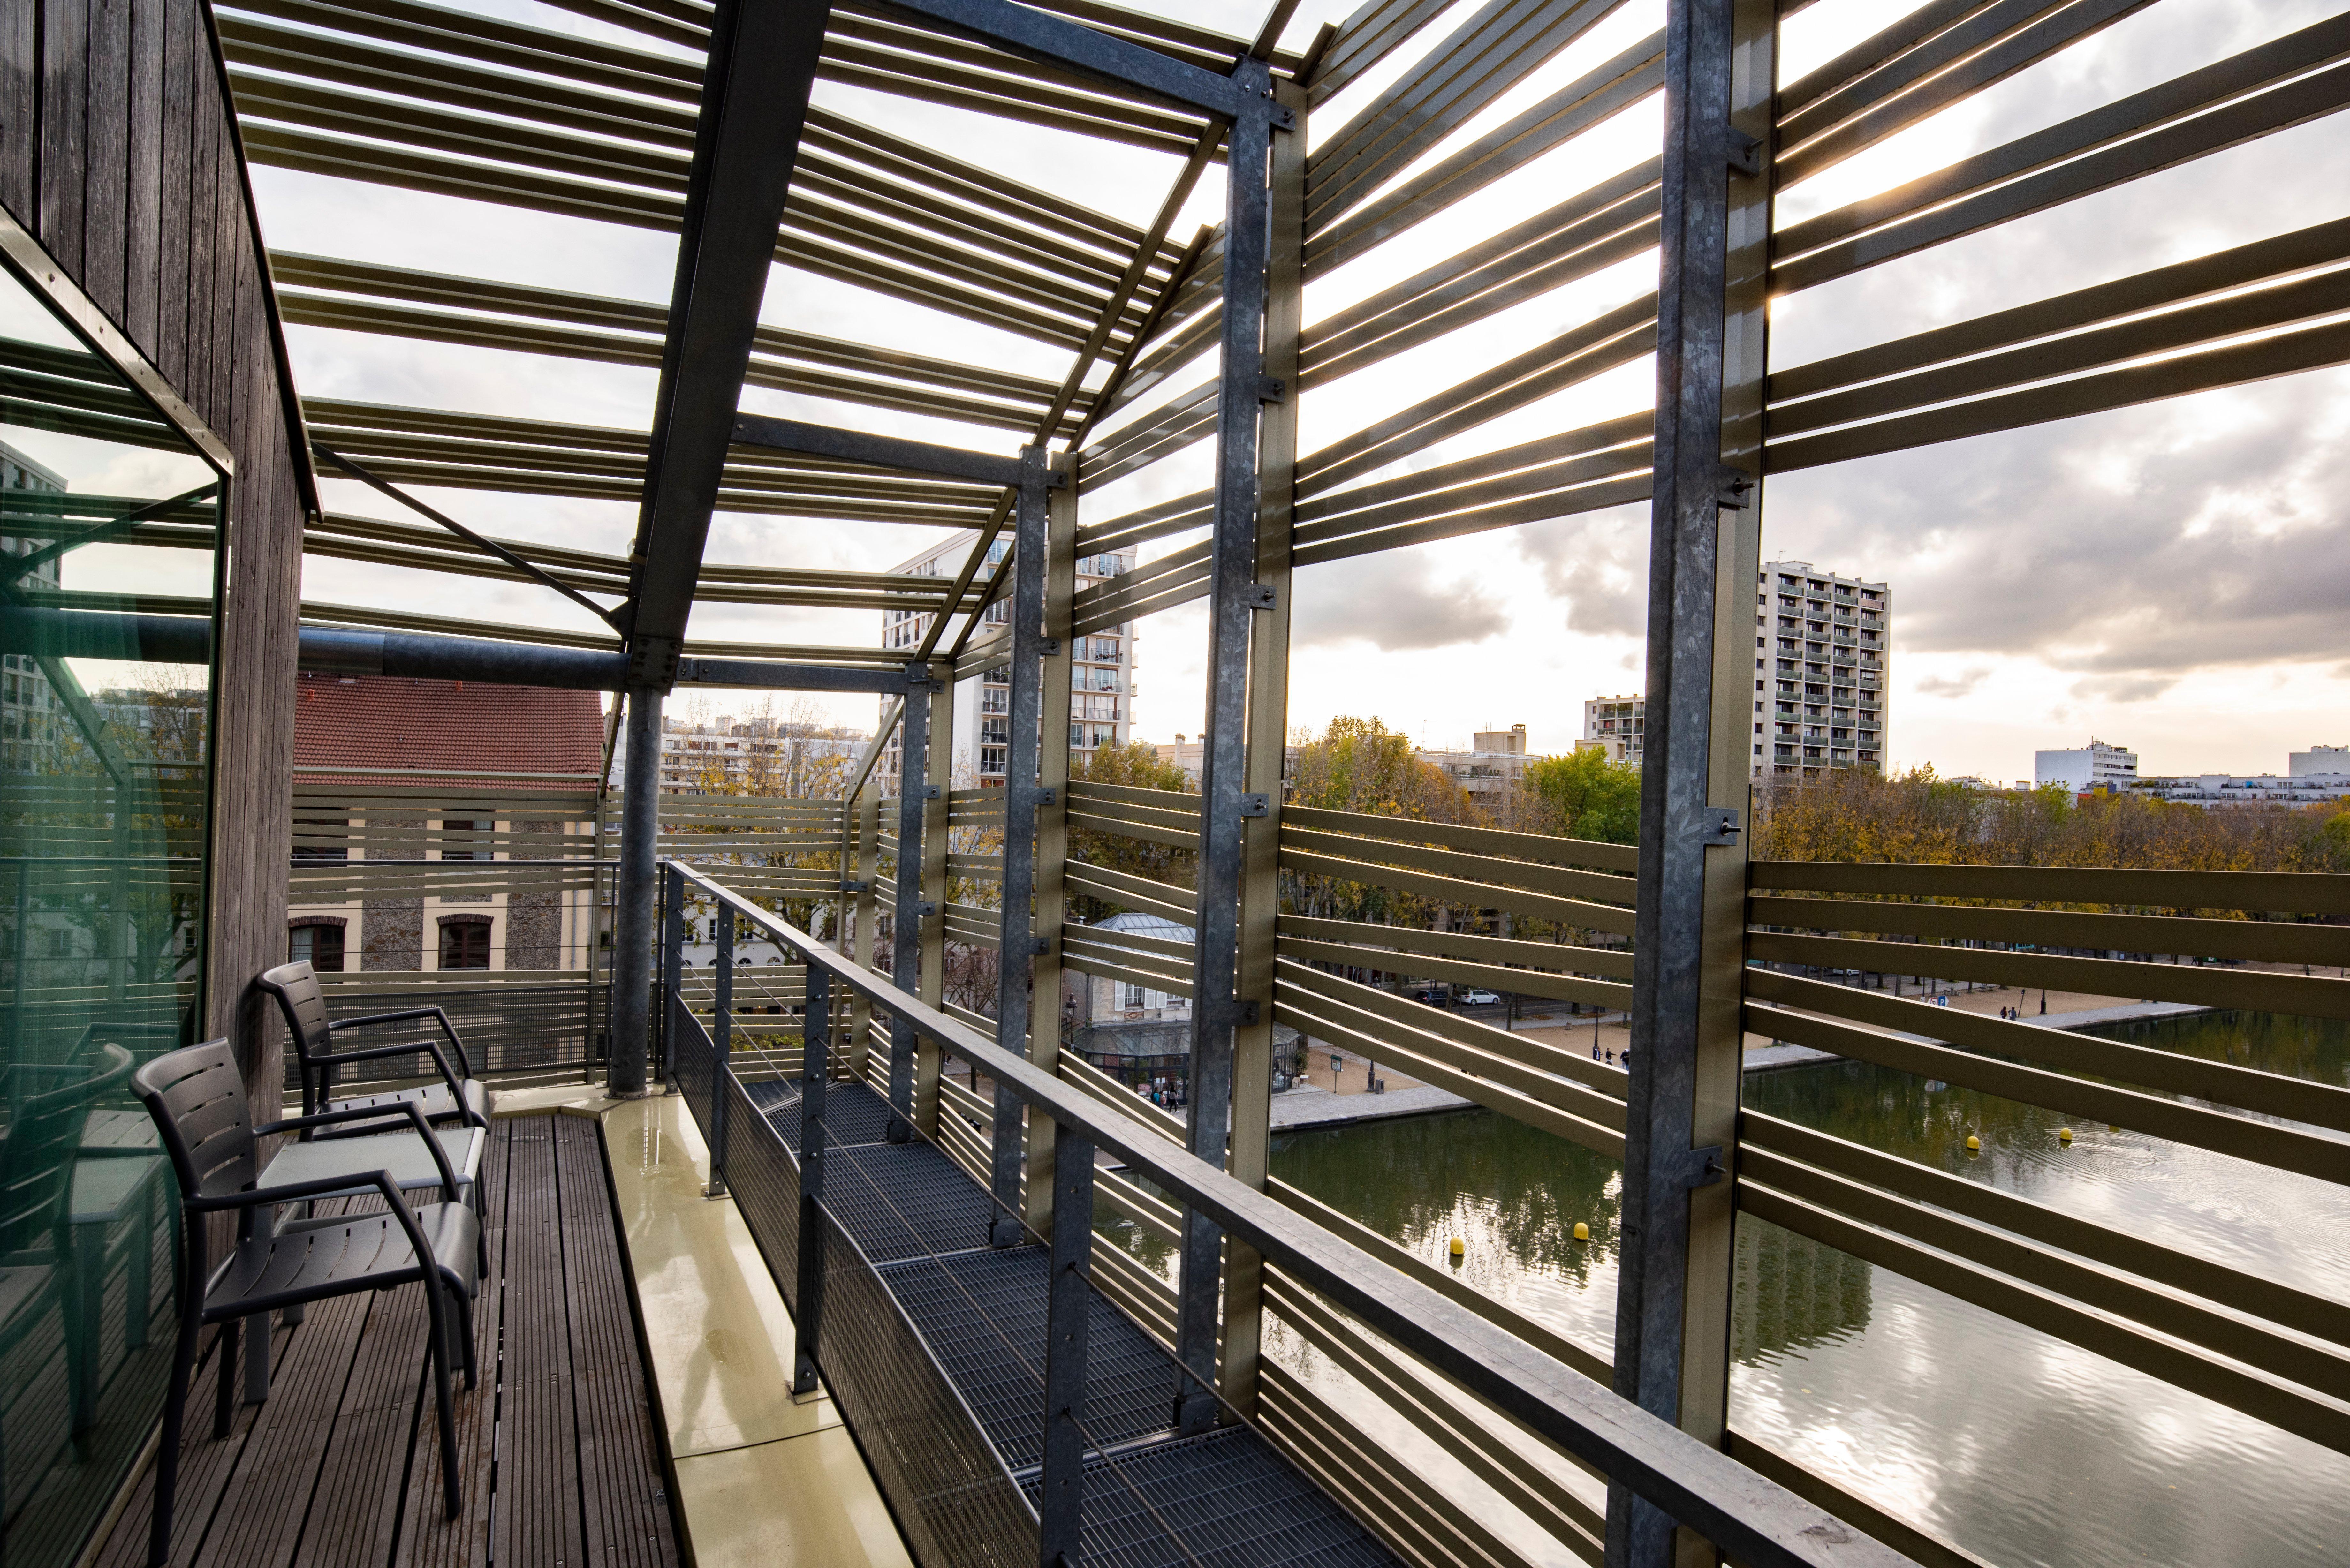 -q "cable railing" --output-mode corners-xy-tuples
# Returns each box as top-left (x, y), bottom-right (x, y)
(663, 856), (1914, 1568)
